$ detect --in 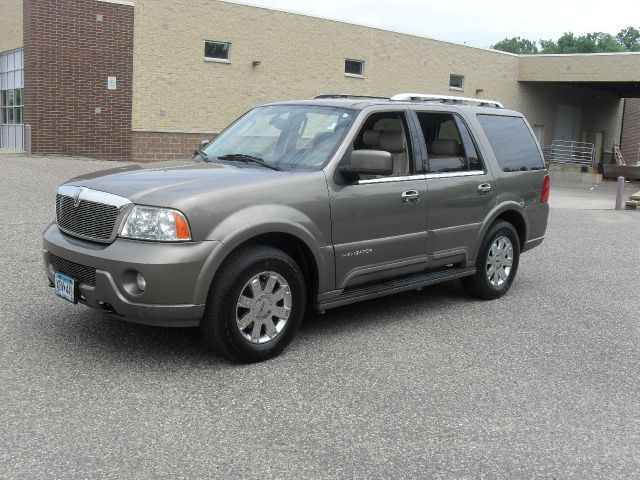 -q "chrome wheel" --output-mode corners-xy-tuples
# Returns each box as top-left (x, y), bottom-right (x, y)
(486, 236), (514, 287)
(236, 271), (292, 344)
